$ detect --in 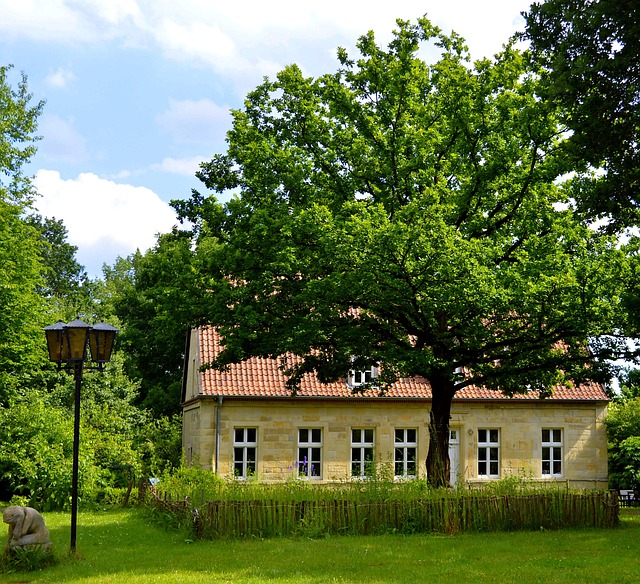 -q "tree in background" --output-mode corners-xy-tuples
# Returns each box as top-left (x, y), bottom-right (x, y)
(0, 65), (47, 402)
(0, 65), (43, 207)
(108, 232), (204, 417)
(175, 18), (633, 487)
(26, 214), (92, 318)
(523, 0), (640, 229)
(606, 370), (640, 491)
